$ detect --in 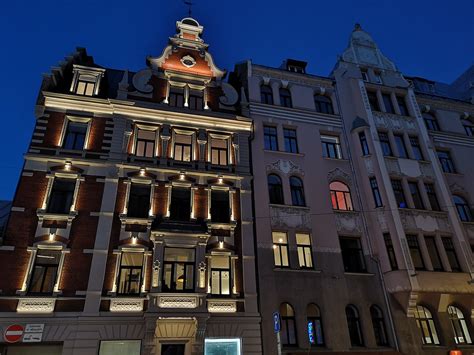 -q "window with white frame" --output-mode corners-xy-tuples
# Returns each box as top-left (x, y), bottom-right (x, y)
(210, 137), (229, 165)
(210, 254), (231, 296)
(47, 178), (76, 214)
(70, 65), (104, 97)
(321, 135), (342, 159)
(117, 252), (144, 295)
(173, 132), (193, 162)
(296, 233), (313, 268)
(272, 231), (289, 267)
(135, 129), (157, 158)
(63, 121), (88, 150)
(28, 249), (62, 295)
